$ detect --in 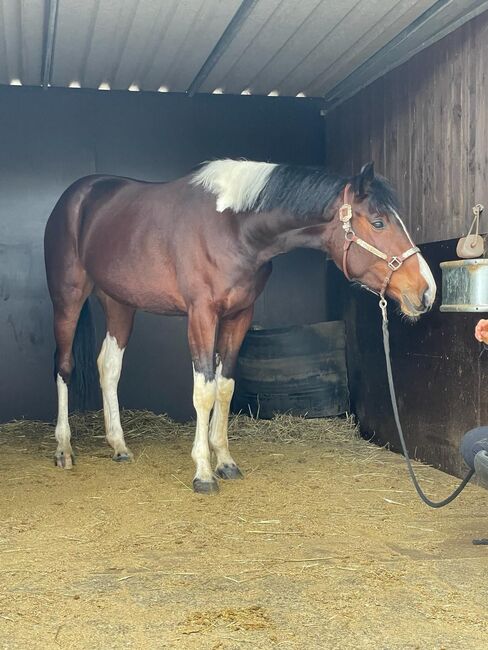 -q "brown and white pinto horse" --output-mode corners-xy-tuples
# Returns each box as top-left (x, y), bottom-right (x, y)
(44, 159), (436, 493)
